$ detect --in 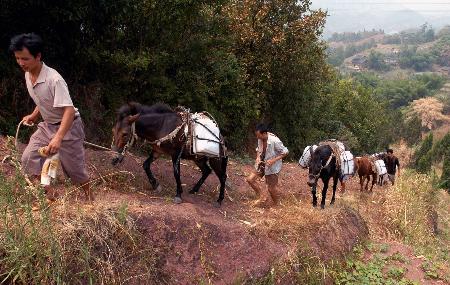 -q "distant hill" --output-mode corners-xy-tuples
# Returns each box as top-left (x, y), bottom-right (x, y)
(325, 9), (426, 36)
(311, 0), (450, 38)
